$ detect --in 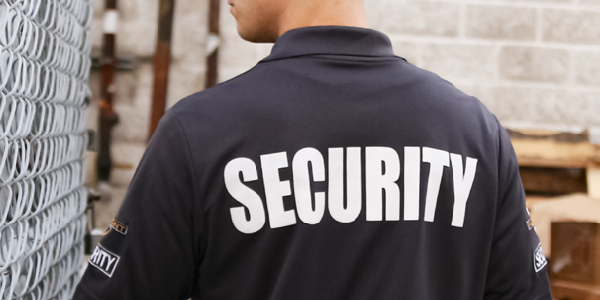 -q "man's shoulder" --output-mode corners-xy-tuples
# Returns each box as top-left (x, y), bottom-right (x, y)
(167, 58), (501, 139)
(403, 62), (485, 106)
(170, 61), (485, 109)
(167, 65), (268, 118)
(398, 62), (500, 133)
